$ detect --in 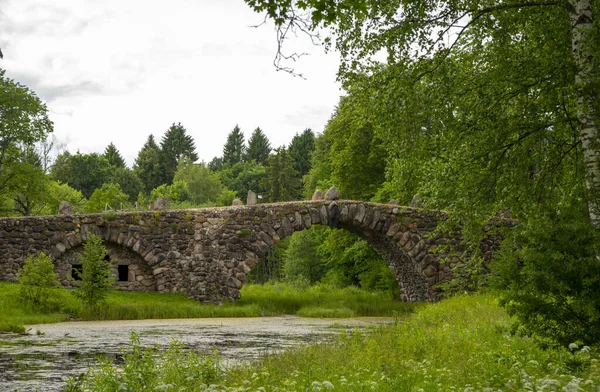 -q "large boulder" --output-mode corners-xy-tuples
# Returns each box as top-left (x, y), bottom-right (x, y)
(311, 189), (325, 200)
(232, 198), (243, 206)
(325, 186), (340, 201)
(151, 197), (168, 210)
(58, 201), (73, 215)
